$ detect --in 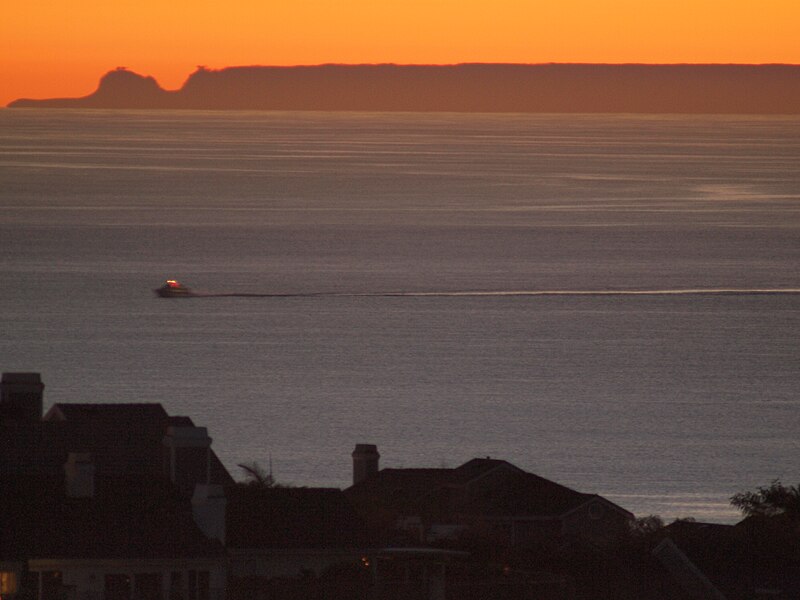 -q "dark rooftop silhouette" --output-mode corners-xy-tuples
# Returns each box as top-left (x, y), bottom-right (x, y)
(0, 473), (225, 560)
(345, 456), (623, 520)
(226, 486), (367, 549)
